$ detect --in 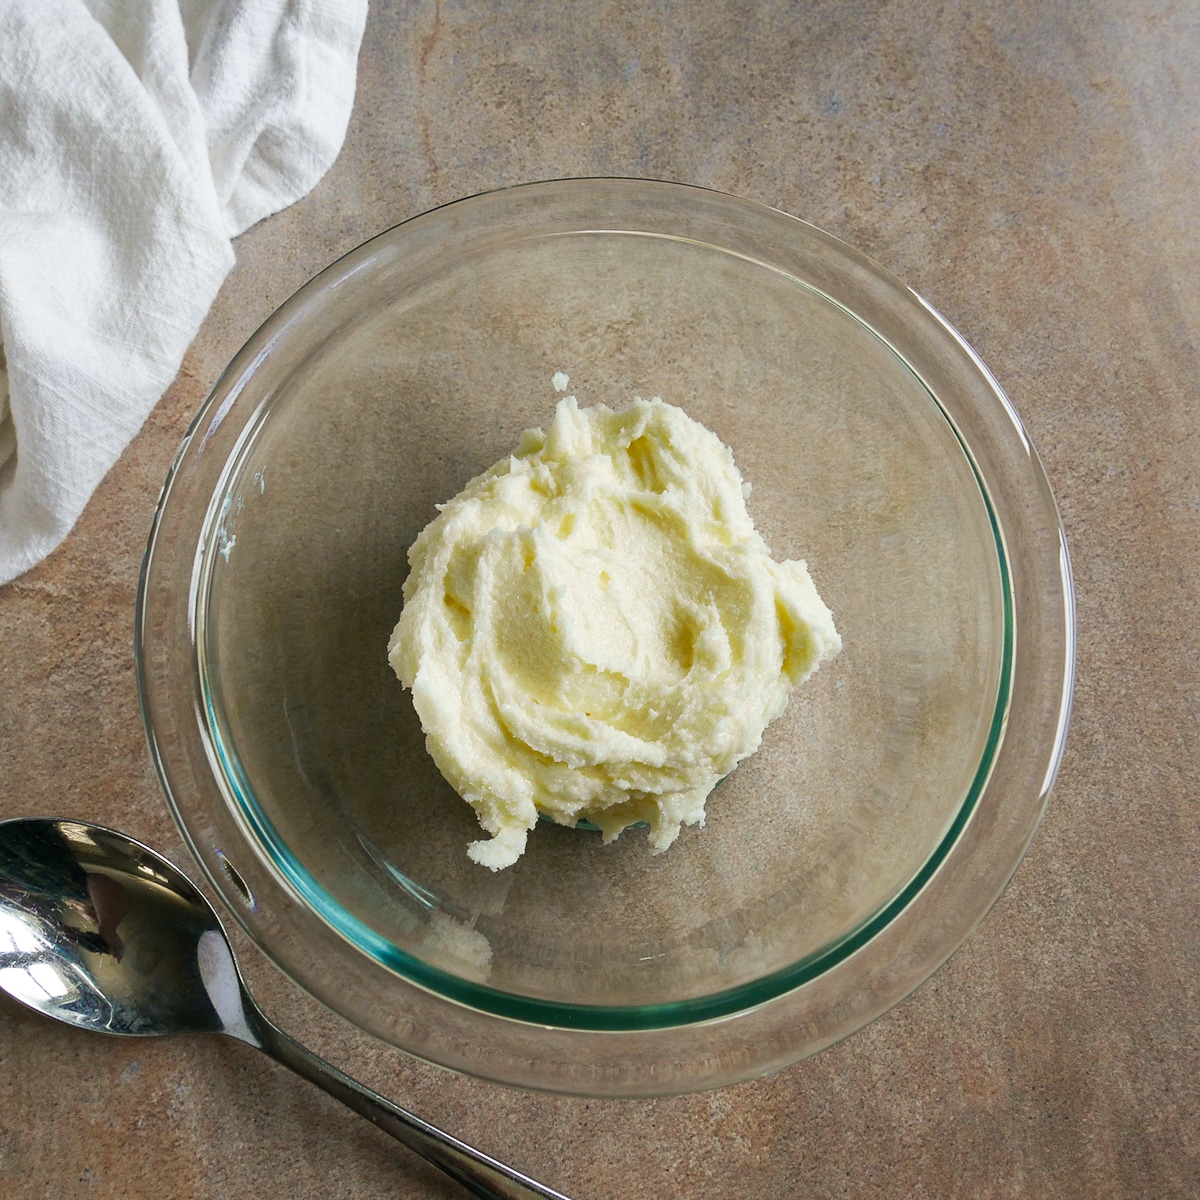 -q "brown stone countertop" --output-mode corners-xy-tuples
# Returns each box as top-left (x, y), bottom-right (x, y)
(1, 2), (1197, 1197)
